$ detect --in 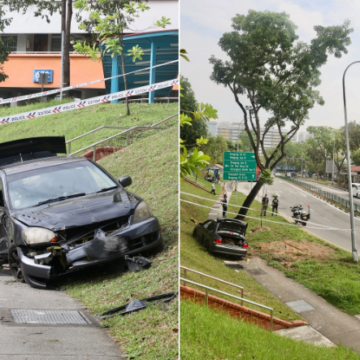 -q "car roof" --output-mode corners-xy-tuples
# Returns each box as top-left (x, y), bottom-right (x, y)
(1, 156), (88, 175)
